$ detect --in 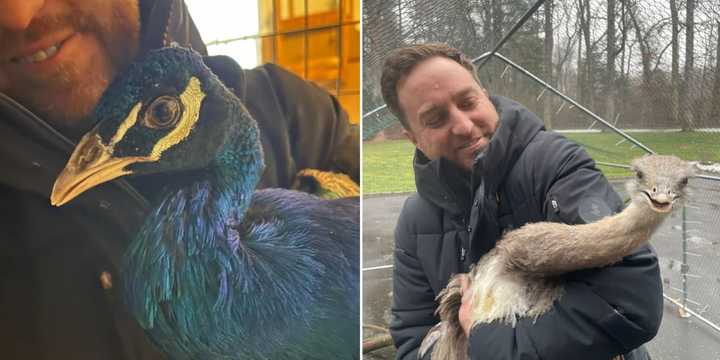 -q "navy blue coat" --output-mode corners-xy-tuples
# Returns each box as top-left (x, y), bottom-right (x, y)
(390, 96), (662, 360)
